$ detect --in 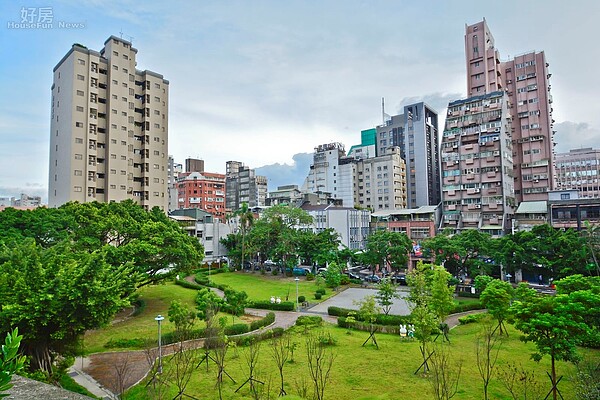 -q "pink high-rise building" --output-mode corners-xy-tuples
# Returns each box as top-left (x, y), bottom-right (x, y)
(465, 19), (555, 203)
